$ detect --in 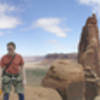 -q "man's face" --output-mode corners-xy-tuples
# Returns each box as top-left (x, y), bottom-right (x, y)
(7, 45), (15, 55)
